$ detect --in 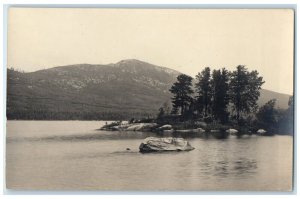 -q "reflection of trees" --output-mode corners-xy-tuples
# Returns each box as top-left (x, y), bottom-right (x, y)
(233, 158), (257, 176)
(213, 158), (257, 177)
